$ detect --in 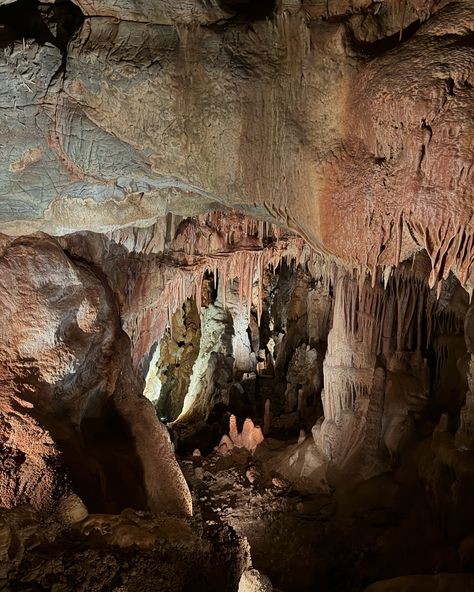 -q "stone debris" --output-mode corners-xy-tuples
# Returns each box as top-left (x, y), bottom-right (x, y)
(55, 493), (89, 526)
